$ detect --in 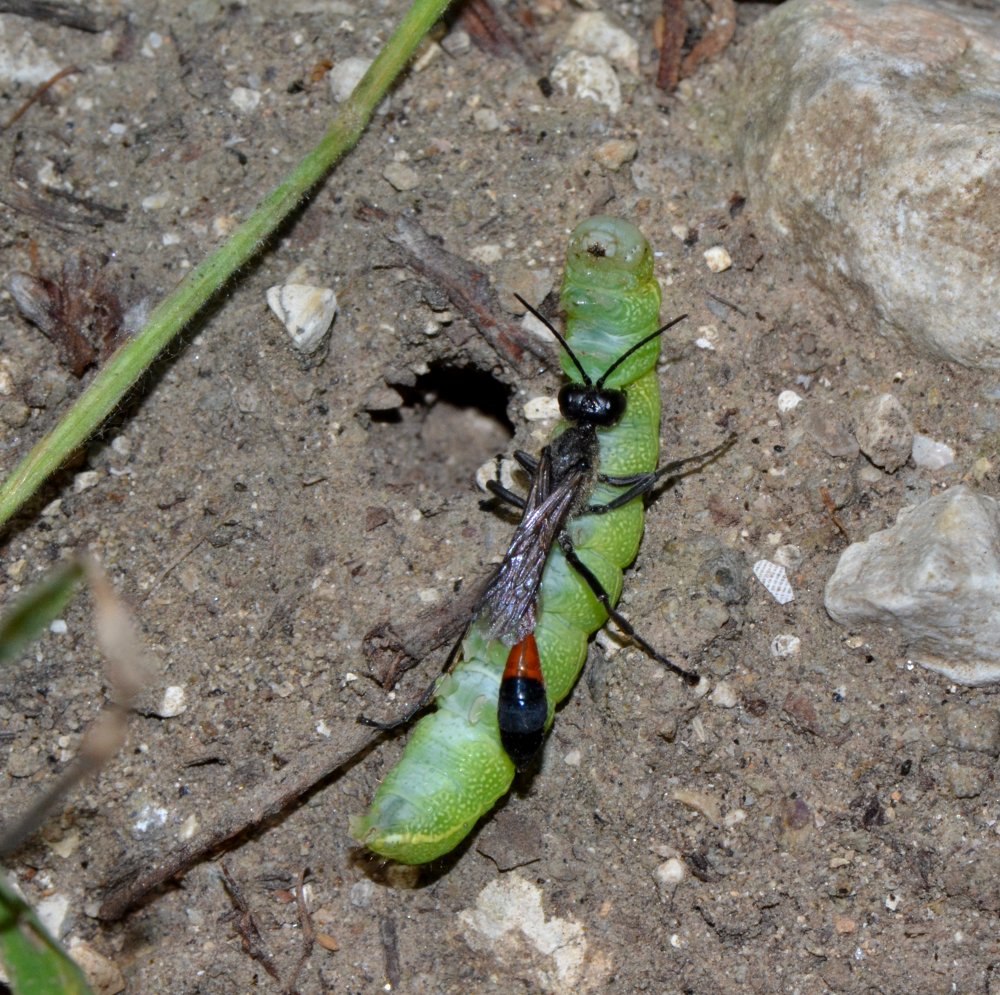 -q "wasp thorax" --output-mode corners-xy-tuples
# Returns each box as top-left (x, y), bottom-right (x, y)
(558, 383), (626, 427)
